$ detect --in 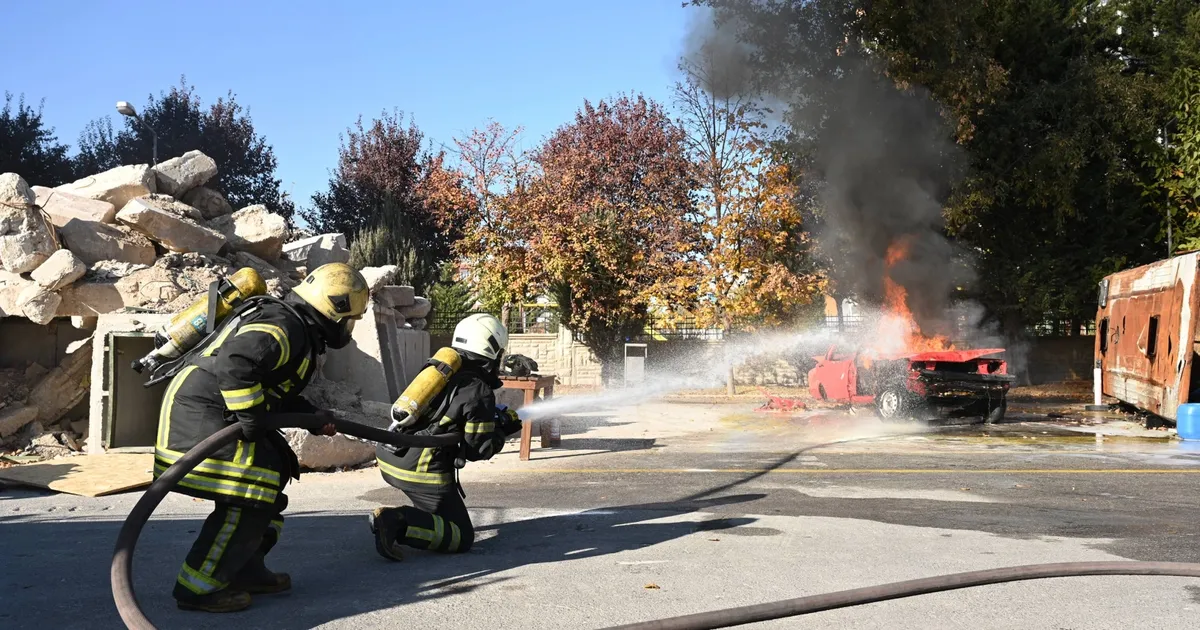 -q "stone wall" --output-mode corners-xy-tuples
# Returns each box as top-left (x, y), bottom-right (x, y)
(506, 328), (602, 387)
